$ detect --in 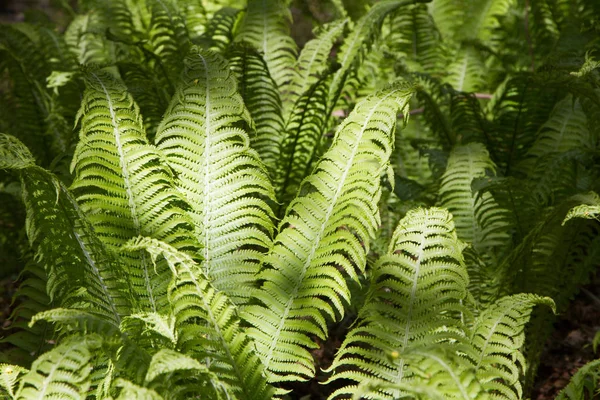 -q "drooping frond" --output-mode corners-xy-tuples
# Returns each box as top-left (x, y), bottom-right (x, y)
(0, 133), (128, 326)
(155, 48), (276, 303)
(226, 44), (285, 176)
(124, 236), (275, 400)
(13, 334), (101, 400)
(274, 74), (332, 214)
(63, 12), (115, 65)
(326, 207), (469, 398)
(465, 294), (555, 399)
(285, 19), (347, 113)
(328, 0), (420, 112)
(235, 0), (298, 91)
(243, 82), (415, 384)
(438, 143), (511, 254)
